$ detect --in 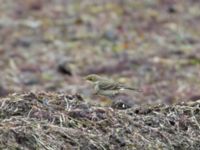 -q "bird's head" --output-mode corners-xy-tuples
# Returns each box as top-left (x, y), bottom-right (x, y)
(85, 74), (101, 82)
